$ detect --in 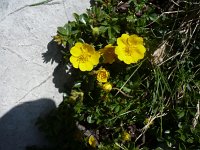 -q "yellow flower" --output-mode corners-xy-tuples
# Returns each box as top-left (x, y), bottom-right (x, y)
(99, 44), (117, 64)
(122, 131), (131, 141)
(70, 42), (100, 71)
(115, 34), (146, 64)
(88, 135), (97, 148)
(102, 82), (112, 92)
(96, 67), (110, 83)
